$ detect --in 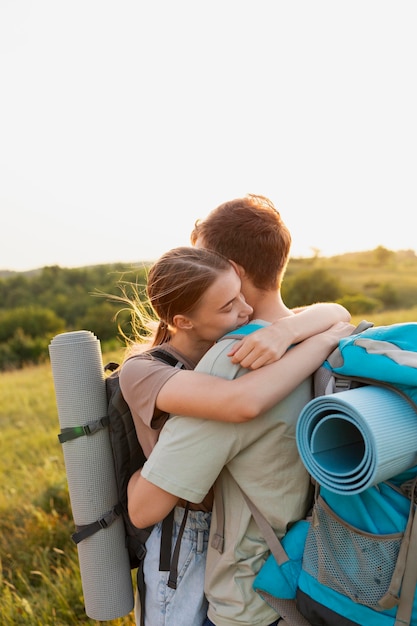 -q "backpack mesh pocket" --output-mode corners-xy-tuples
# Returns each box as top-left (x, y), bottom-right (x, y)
(302, 495), (404, 610)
